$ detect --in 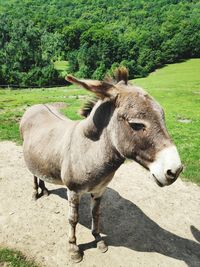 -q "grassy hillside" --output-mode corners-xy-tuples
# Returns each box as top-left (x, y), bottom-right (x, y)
(134, 59), (200, 183)
(0, 85), (90, 142)
(0, 59), (199, 183)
